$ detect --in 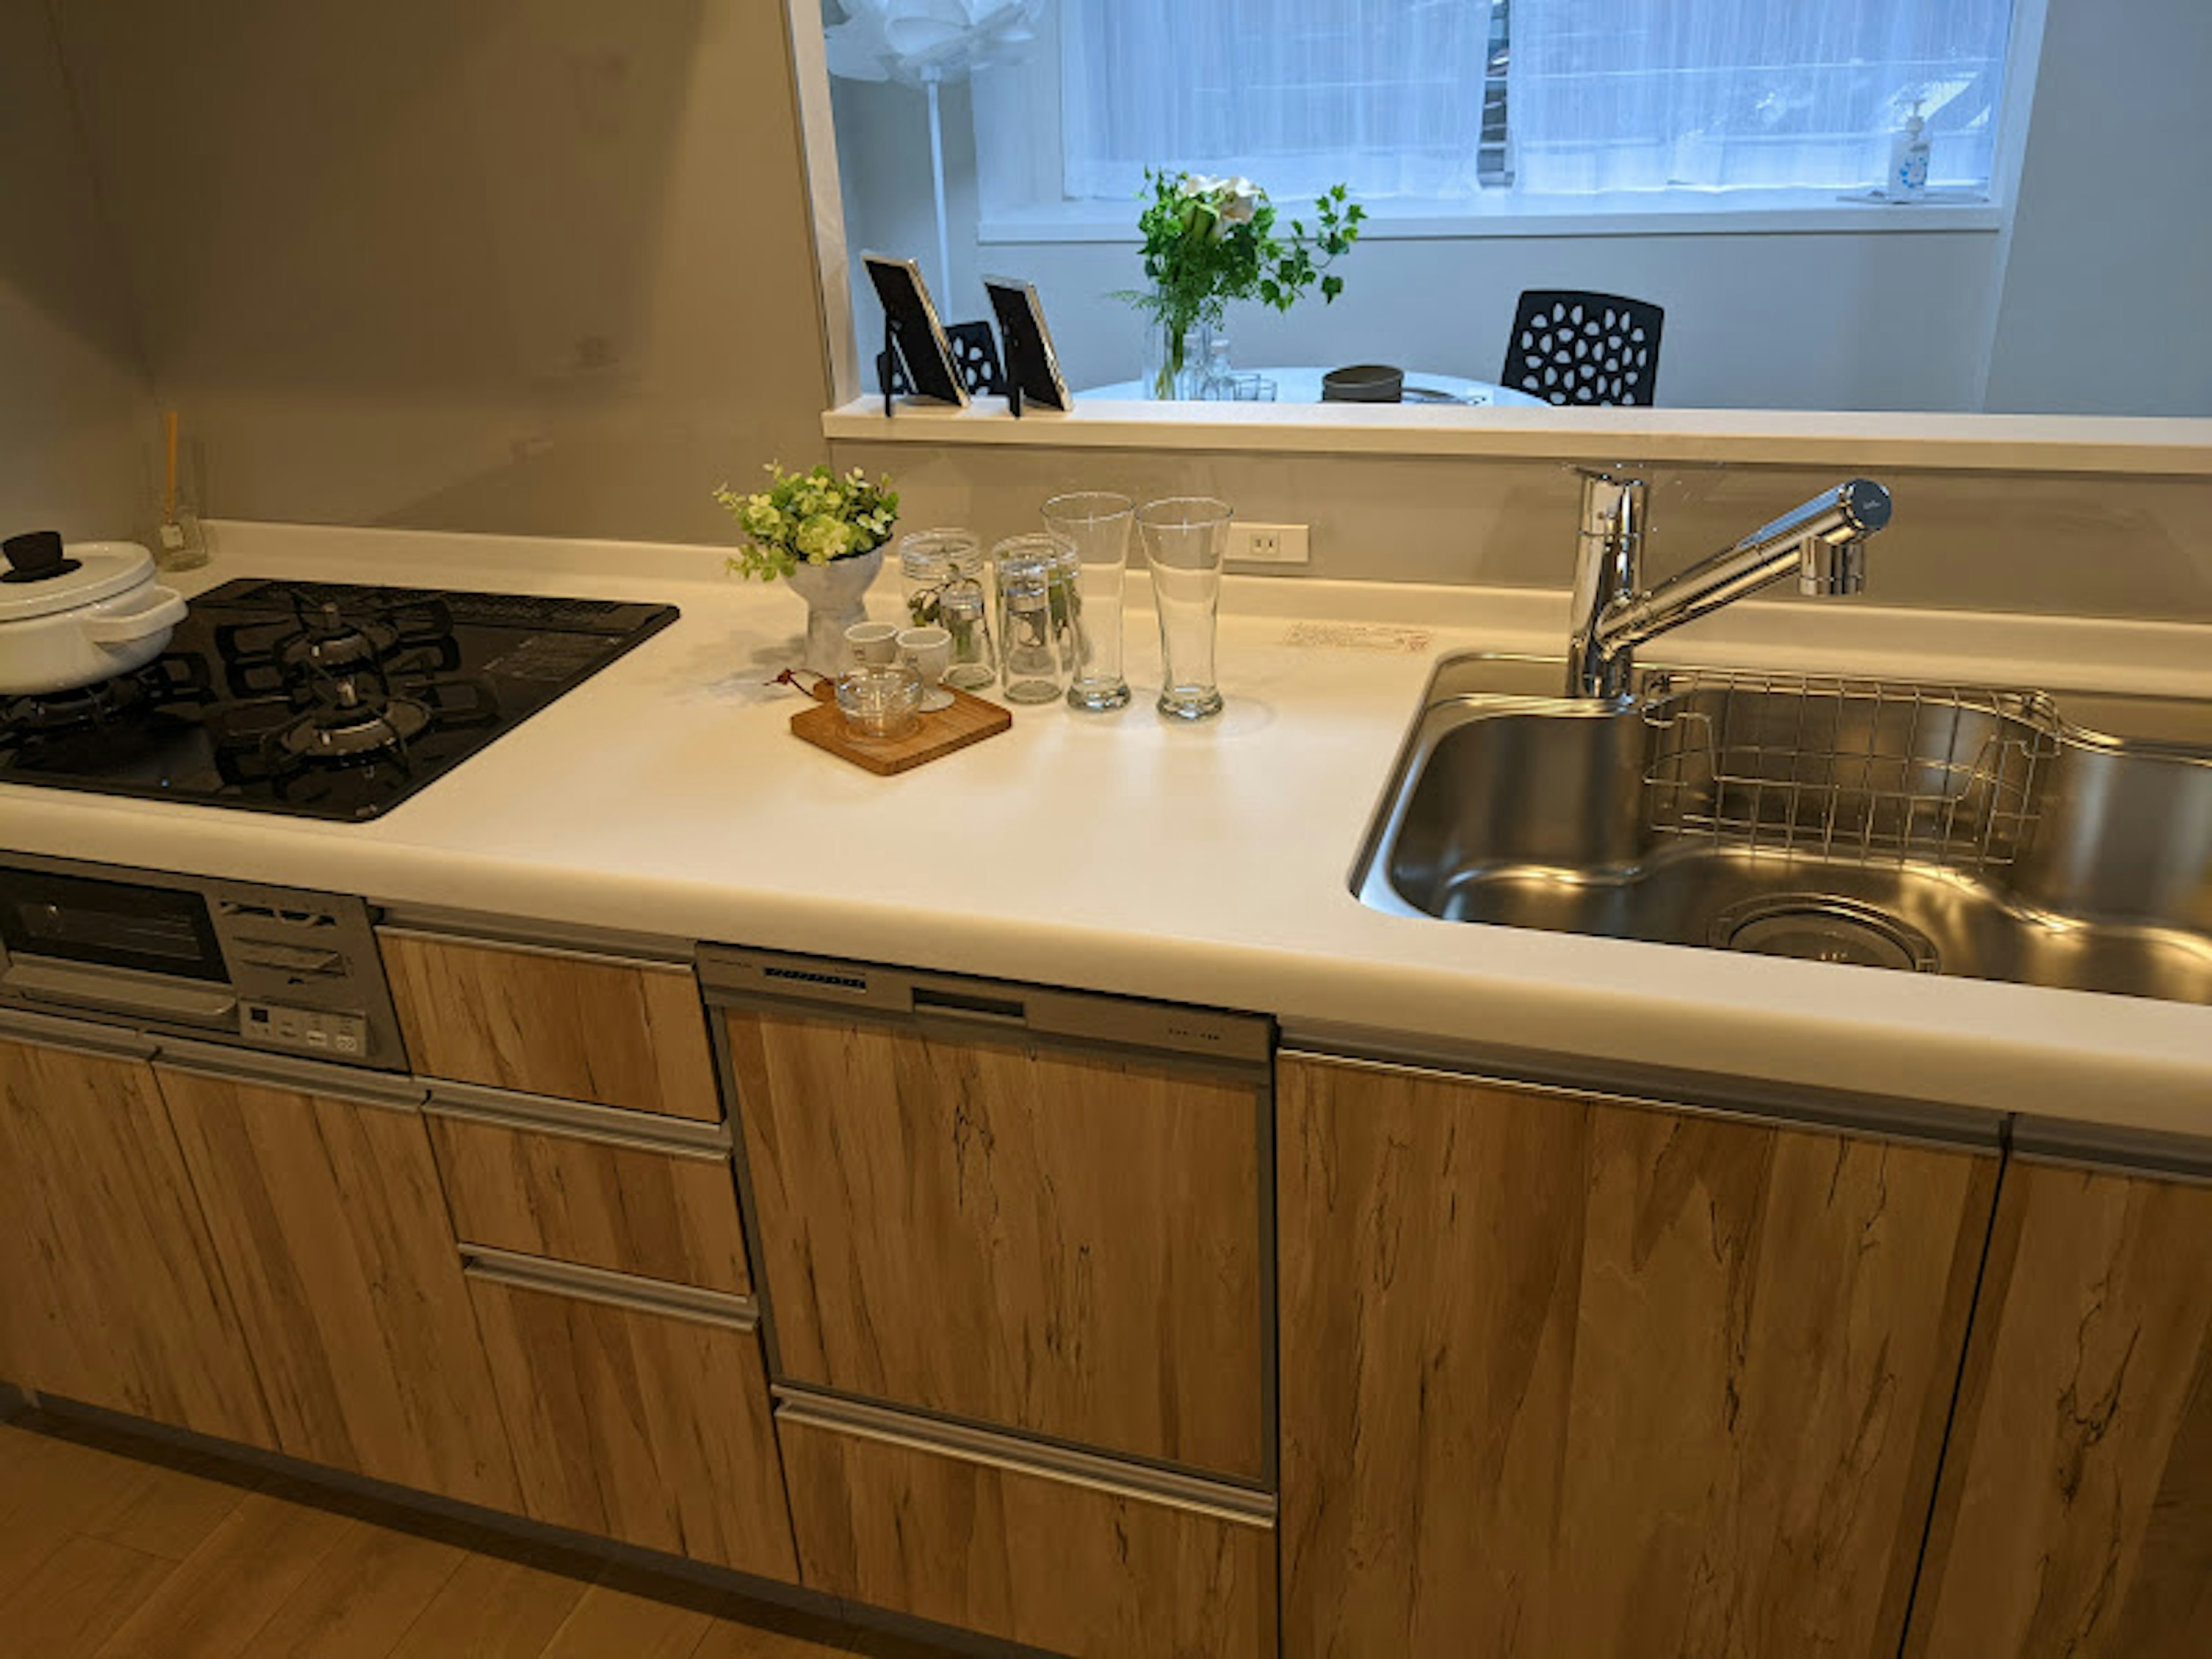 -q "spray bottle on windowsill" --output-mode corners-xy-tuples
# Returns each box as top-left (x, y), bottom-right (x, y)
(1888, 97), (1931, 201)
